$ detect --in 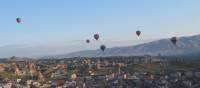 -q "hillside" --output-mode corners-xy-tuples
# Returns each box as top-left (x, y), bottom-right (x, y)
(57, 34), (200, 58)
